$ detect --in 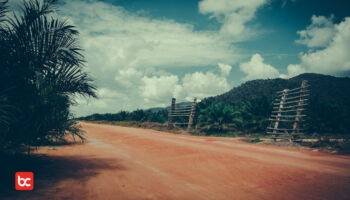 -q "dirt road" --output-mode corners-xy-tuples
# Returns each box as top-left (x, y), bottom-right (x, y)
(5, 122), (350, 200)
